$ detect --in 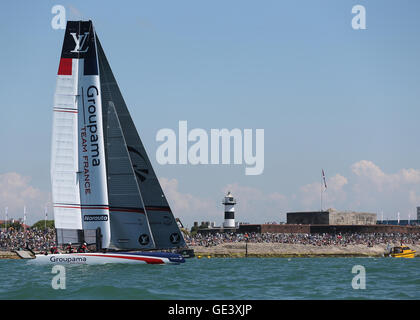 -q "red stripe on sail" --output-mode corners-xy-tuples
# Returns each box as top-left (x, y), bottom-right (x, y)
(58, 58), (72, 75)
(53, 110), (78, 114)
(54, 205), (109, 210)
